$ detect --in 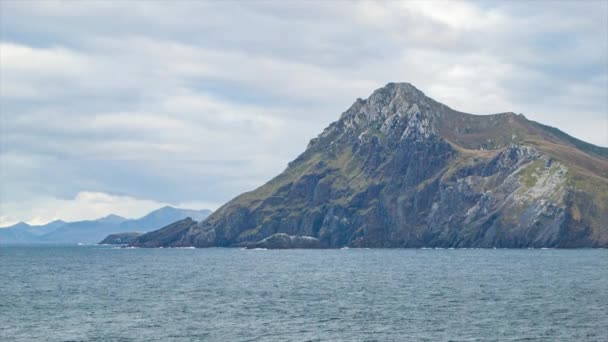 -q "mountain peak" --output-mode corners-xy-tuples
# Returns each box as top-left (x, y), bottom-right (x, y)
(145, 206), (183, 216)
(4, 222), (31, 229)
(357, 82), (431, 122)
(374, 82), (425, 98)
(308, 82), (441, 150)
(128, 83), (607, 249)
(317, 82), (606, 162)
(98, 214), (127, 223)
(137, 206), (211, 223)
